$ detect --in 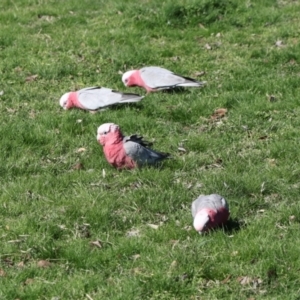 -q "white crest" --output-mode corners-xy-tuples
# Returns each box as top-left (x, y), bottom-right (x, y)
(193, 211), (210, 232)
(97, 123), (116, 136)
(59, 92), (70, 109)
(122, 70), (136, 85)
